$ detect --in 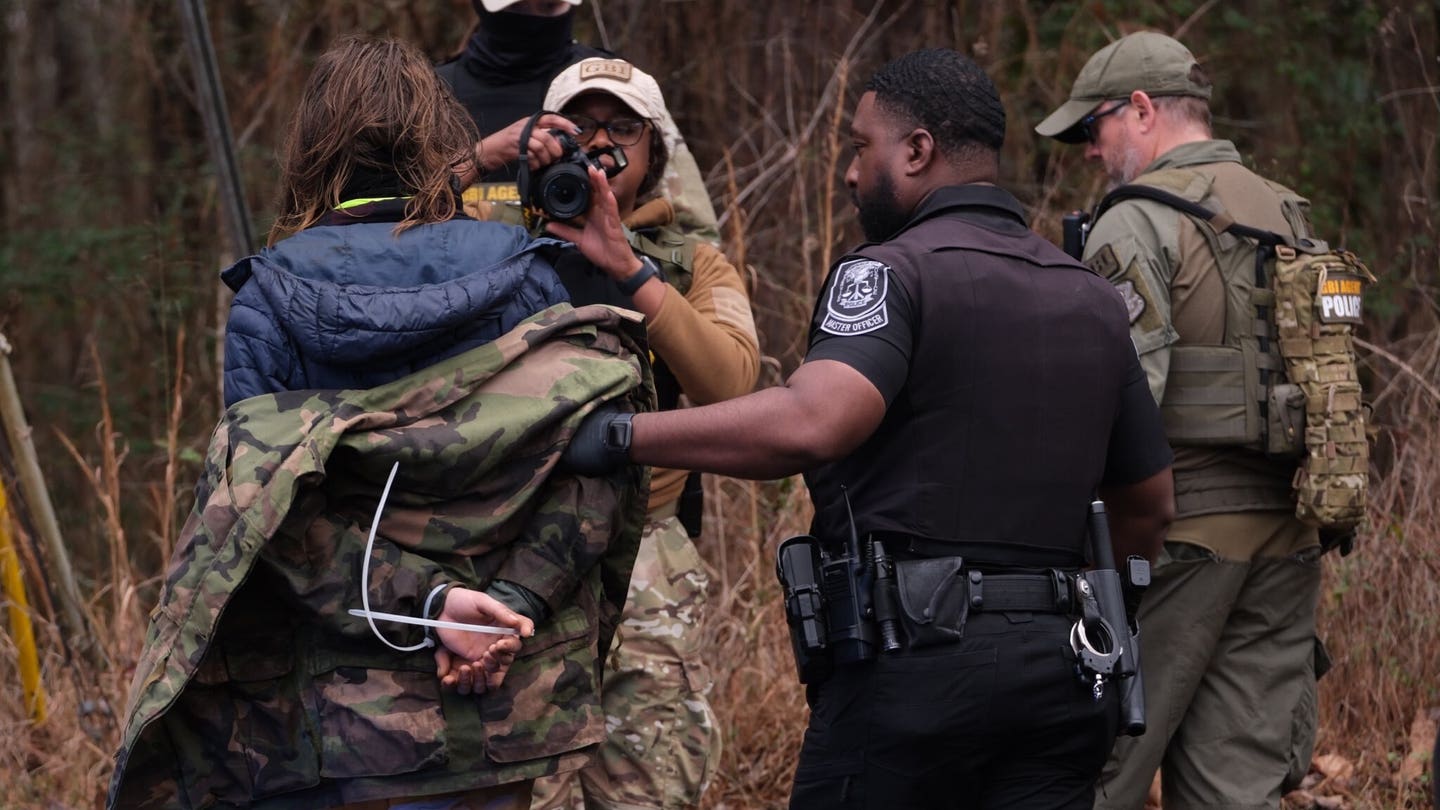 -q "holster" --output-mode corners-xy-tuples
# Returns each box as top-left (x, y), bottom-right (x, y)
(776, 536), (832, 683)
(893, 557), (969, 650)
